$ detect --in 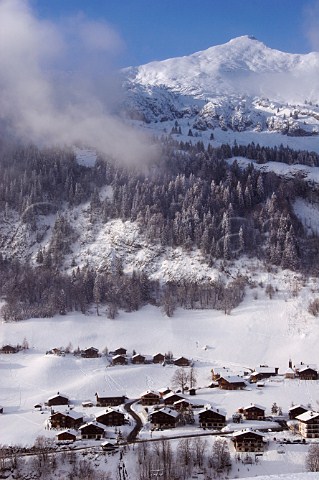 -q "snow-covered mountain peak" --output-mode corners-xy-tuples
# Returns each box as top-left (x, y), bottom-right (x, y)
(124, 36), (319, 102)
